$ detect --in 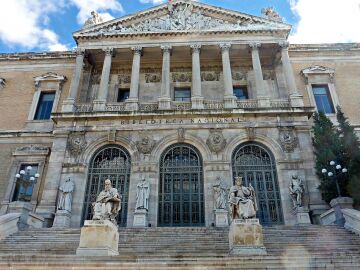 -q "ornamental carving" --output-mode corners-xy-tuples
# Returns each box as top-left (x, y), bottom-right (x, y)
(232, 71), (247, 81)
(136, 134), (156, 155)
(172, 72), (192, 82)
(118, 74), (131, 84)
(14, 145), (50, 156)
(261, 7), (283, 22)
(67, 132), (87, 157)
(178, 128), (185, 142)
(0, 78), (5, 89)
(263, 70), (275, 80)
(206, 130), (226, 153)
(201, 71), (220, 81)
(279, 127), (298, 153)
(82, 2), (287, 37)
(145, 73), (161, 83)
(83, 11), (104, 29)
